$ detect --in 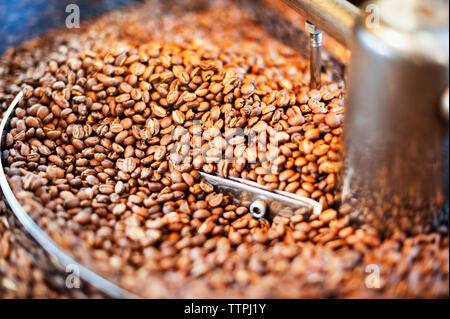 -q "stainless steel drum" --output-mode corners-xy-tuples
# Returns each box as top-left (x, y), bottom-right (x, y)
(0, 0), (448, 298)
